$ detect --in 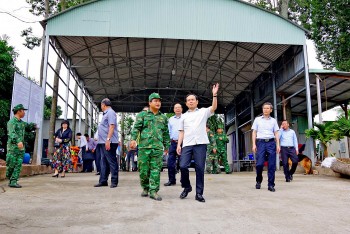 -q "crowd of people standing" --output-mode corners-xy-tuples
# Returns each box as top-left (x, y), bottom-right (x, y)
(6, 83), (297, 203)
